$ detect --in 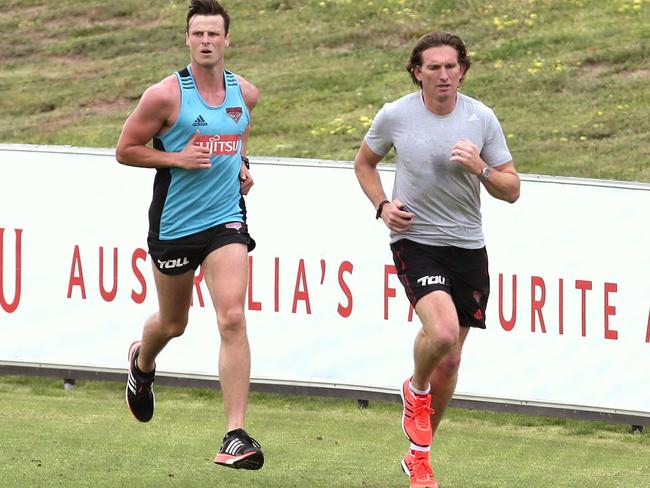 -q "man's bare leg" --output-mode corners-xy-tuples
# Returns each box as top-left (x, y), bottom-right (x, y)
(126, 264), (194, 422)
(202, 243), (250, 431)
(401, 291), (459, 449)
(137, 265), (195, 373)
(206, 243), (264, 471)
(429, 326), (470, 436)
(411, 291), (461, 390)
